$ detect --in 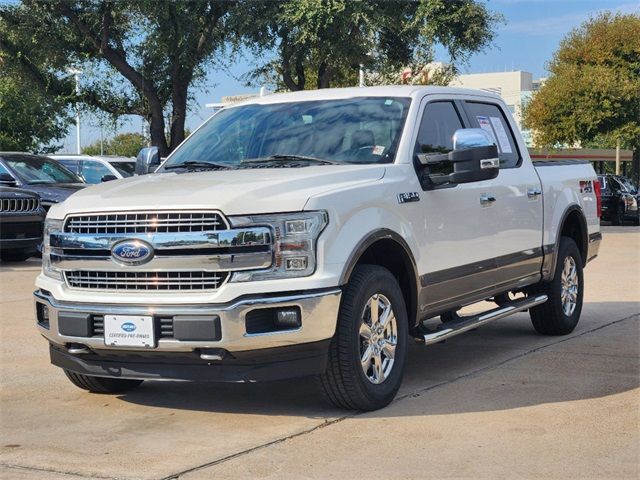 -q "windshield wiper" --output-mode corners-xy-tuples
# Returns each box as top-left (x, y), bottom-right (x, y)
(164, 160), (235, 171)
(241, 155), (339, 165)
